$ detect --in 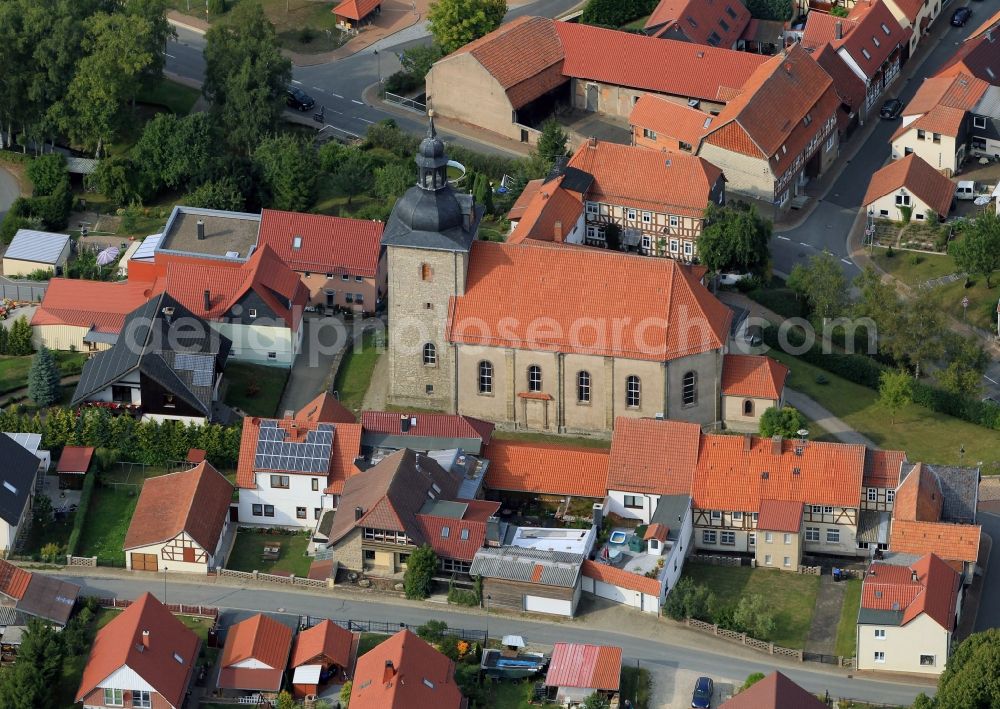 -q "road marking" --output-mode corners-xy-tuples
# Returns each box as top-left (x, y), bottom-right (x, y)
(799, 241), (811, 247)
(777, 235), (790, 241)
(329, 109), (343, 115)
(358, 118), (375, 124)
(985, 375), (999, 385)
(352, 99), (364, 105)
(332, 93), (343, 98)
(841, 258), (852, 265)
(165, 53), (176, 59)
(312, 86), (323, 92)
(291, 79), (302, 85)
